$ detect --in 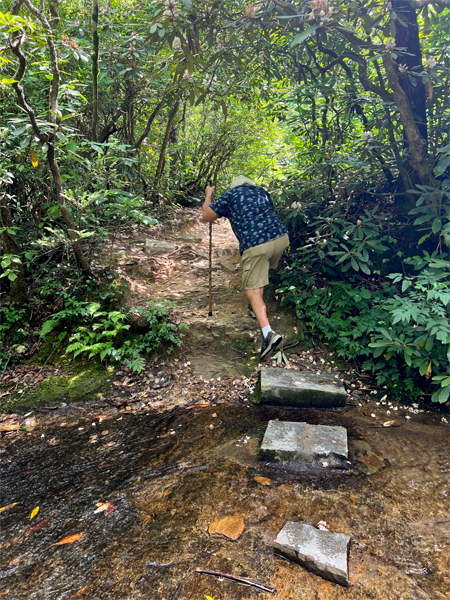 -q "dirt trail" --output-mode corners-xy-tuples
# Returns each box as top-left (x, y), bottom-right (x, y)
(106, 215), (299, 379)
